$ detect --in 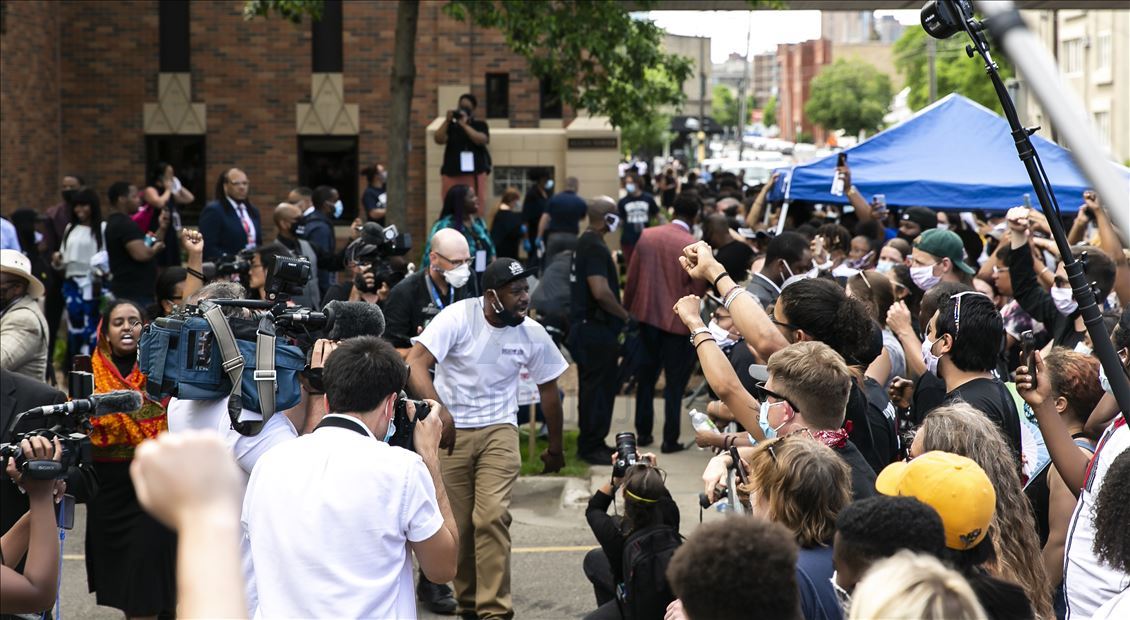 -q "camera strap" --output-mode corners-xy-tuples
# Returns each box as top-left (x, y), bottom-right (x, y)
(313, 415), (370, 438)
(202, 305), (278, 436)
